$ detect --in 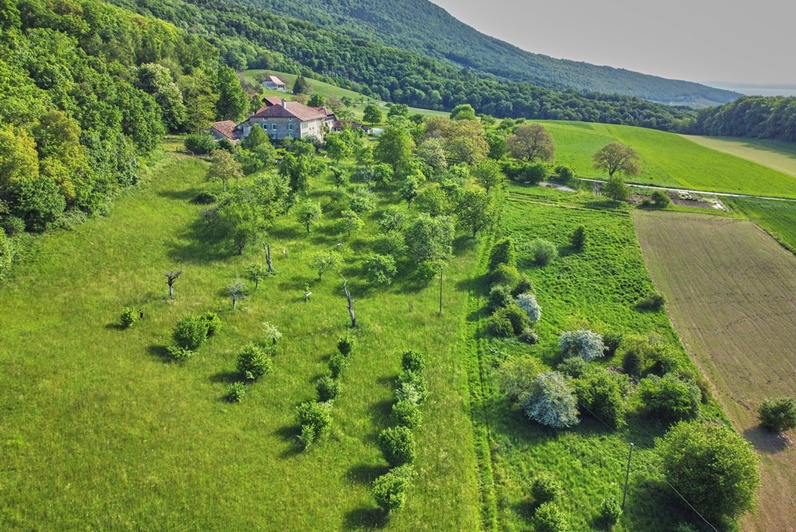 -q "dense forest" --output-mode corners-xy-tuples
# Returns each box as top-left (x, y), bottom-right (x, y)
(108, 0), (697, 130)
(0, 0), (250, 271)
(694, 96), (796, 142)
(231, 0), (739, 108)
